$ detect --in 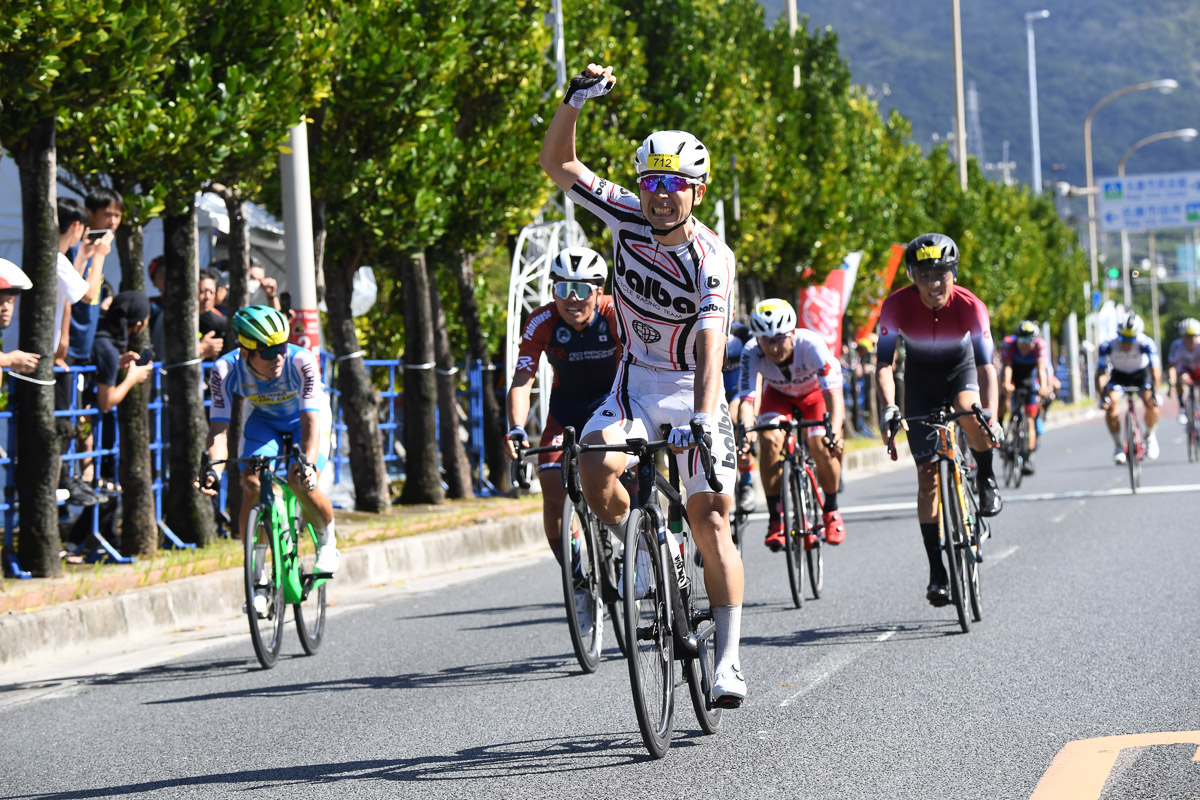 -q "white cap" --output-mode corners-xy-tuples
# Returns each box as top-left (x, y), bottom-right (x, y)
(0, 258), (32, 291)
